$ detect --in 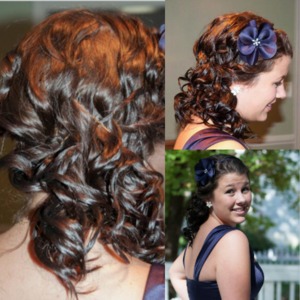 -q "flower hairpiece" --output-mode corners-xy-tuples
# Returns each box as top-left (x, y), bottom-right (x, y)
(194, 158), (215, 186)
(158, 24), (165, 51)
(237, 20), (277, 66)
